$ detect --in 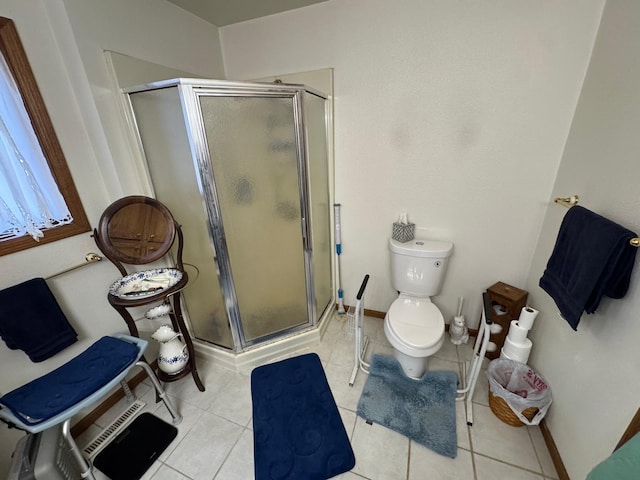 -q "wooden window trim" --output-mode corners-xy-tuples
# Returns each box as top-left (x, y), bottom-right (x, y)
(0, 17), (90, 256)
